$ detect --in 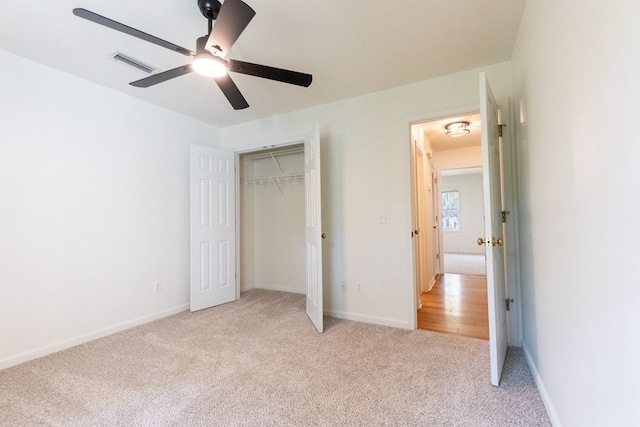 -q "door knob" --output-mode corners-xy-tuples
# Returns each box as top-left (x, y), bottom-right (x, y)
(321, 233), (326, 239)
(414, 229), (419, 235)
(492, 237), (503, 247)
(477, 237), (486, 246)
